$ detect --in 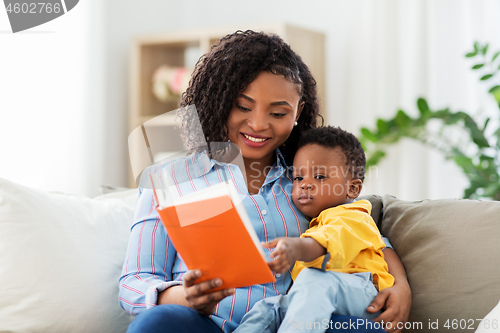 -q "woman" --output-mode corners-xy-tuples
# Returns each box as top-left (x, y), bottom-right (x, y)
(119, 30), (411, 333)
